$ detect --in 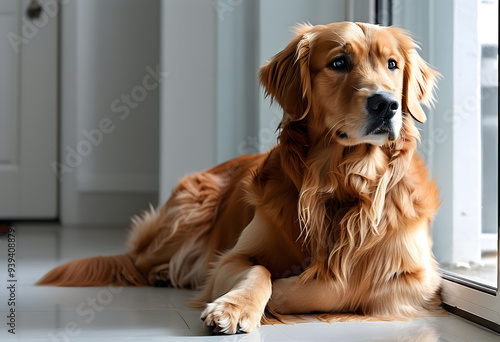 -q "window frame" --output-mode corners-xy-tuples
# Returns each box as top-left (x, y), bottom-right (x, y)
(392, 0), (499, 332)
